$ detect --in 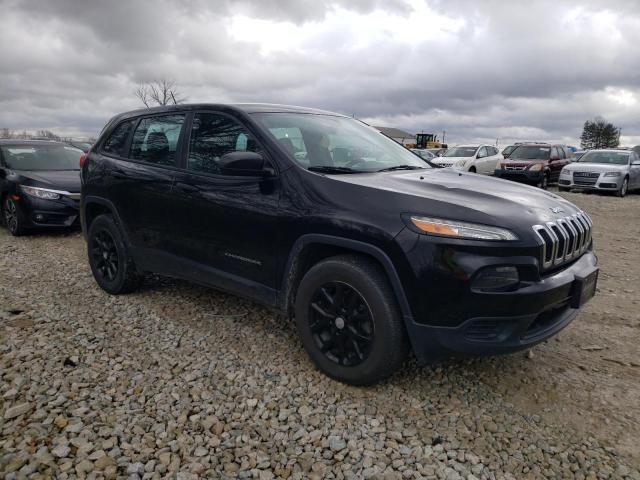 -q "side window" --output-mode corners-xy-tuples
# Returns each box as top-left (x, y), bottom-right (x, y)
(550, 147), (559, 159)
(490, 146), (498, 156)
(558, 147), (566, 159)
(102, 120), (134, 157)
(477, 146), (488, 158)
(187, 113), (260, 175)
(129, 115), (185, 166)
